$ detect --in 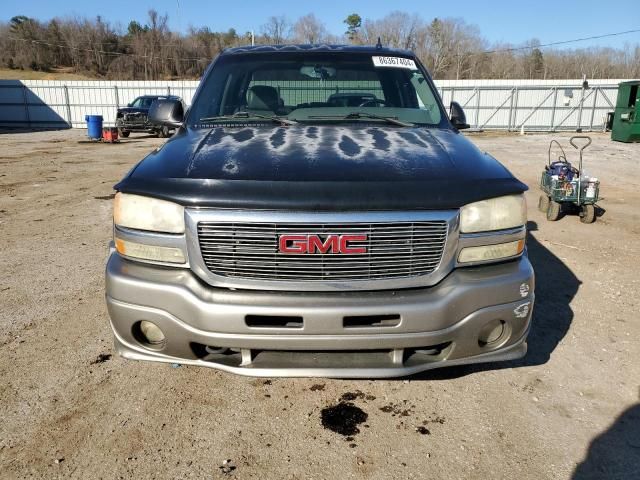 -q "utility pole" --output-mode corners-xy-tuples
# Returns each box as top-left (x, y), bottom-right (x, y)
(176, 0), (182, 33)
